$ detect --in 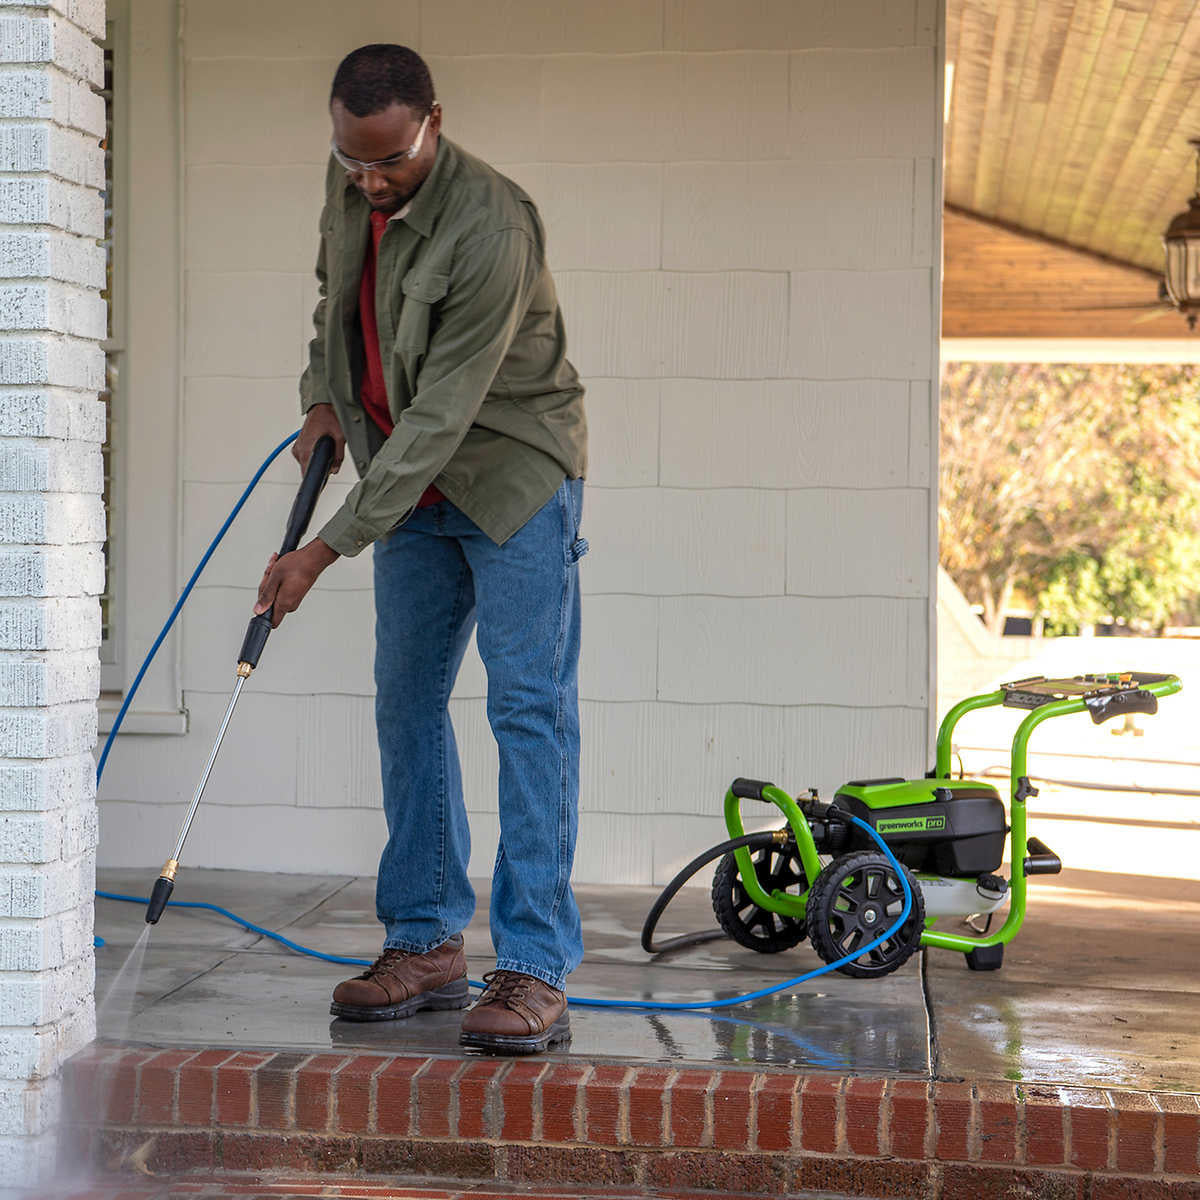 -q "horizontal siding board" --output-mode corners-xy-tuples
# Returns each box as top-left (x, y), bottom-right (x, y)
(185, 165), (325, 274)
(580, 701), (789, 817)
(788, 269), (934, 378)
(658, 379), (910, 489)
(97, 799), (388, 875)
(96, 691), (301, 810)
(184, 58), (337, 166)
(541, 53), (789, 163)
(184, 1), (419, 60)
(582, 488), (786, 596)
(786, 489), (928, 597)
(658, 596), (927, 706)
(426, 55), (545, 163)
(421, 0), (664, 55)
(789, 47), (938, 158)
(663, 159), (915, 271)
(781, 704), (929, 799)
(503, 163), (663, 271)
(664, 0), (920, 51)
(557, 271), (789, 379)
(184, 272), (307, 379)
(183, 378), (308, 485)
(181, 587), (376, 695)
(583, 379), (660, 487)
